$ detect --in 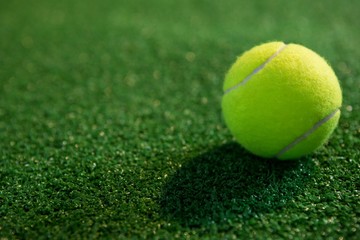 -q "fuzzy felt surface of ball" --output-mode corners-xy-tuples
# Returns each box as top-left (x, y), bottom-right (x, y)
(222, 42), (342, 160)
